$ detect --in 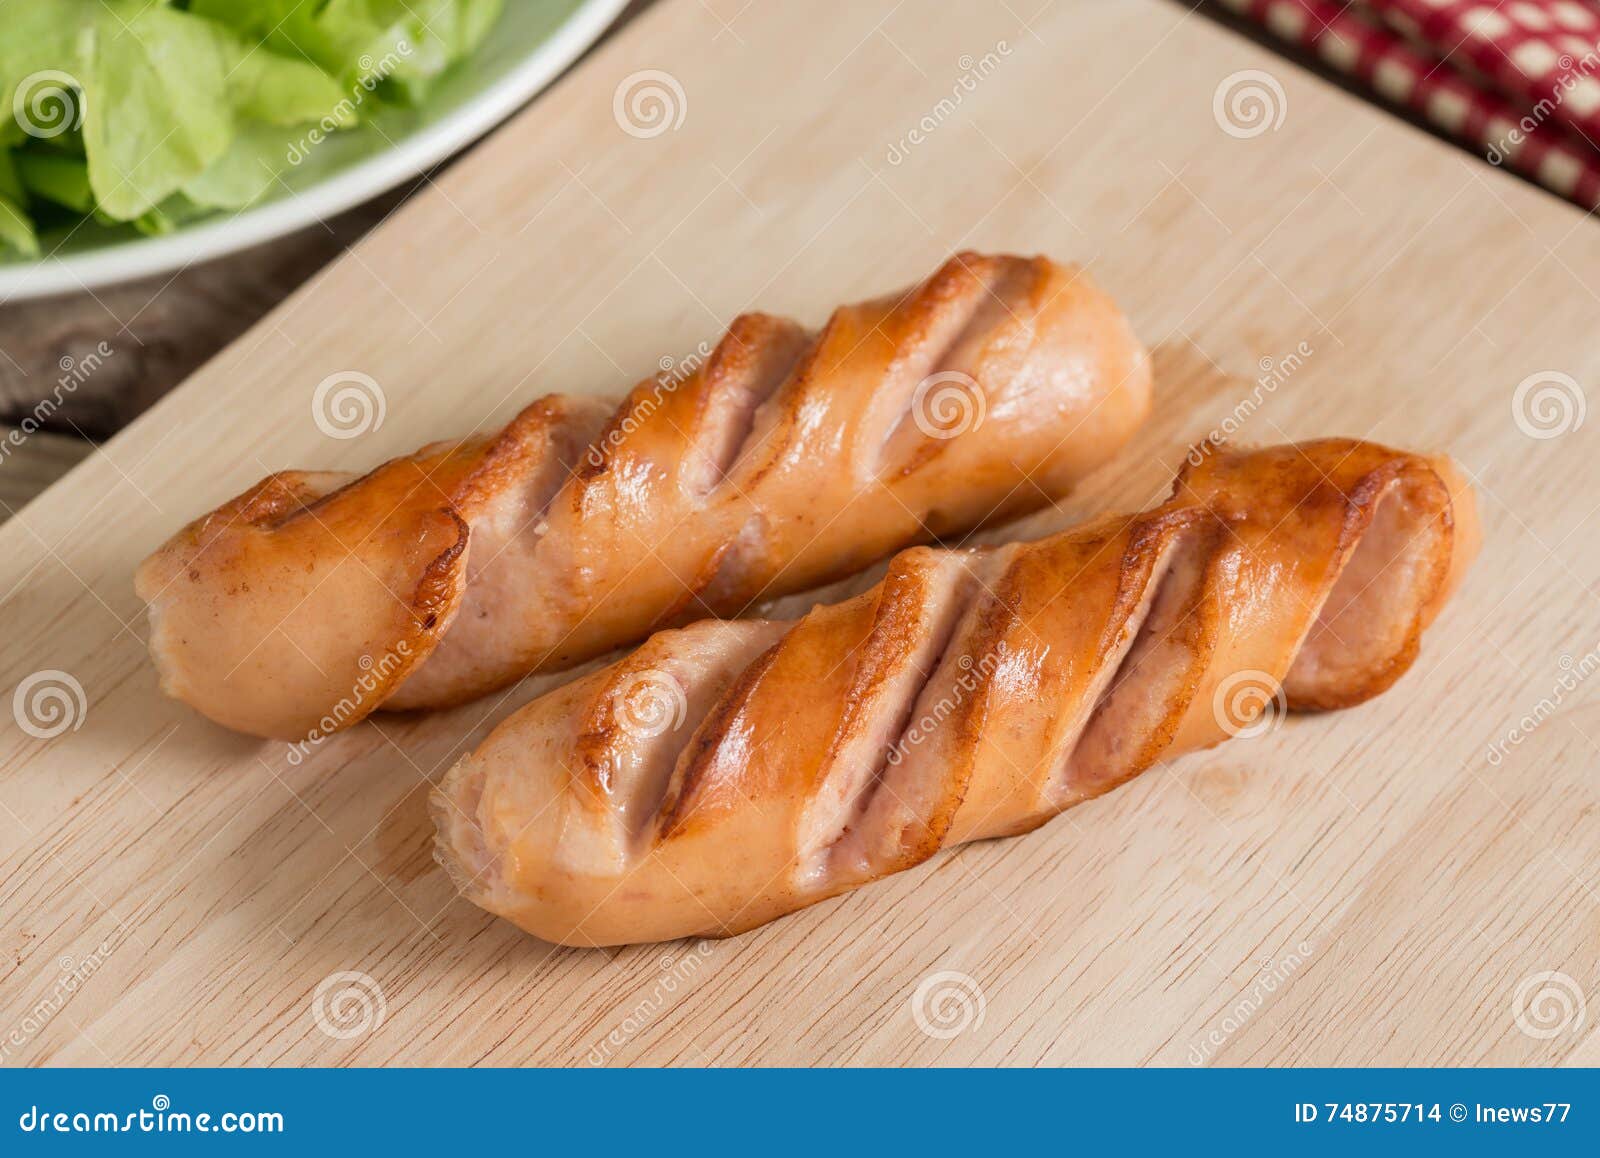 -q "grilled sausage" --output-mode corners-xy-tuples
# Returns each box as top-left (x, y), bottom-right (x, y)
(136, 252), (1152, 739)
(432, 439), (1479, 946)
